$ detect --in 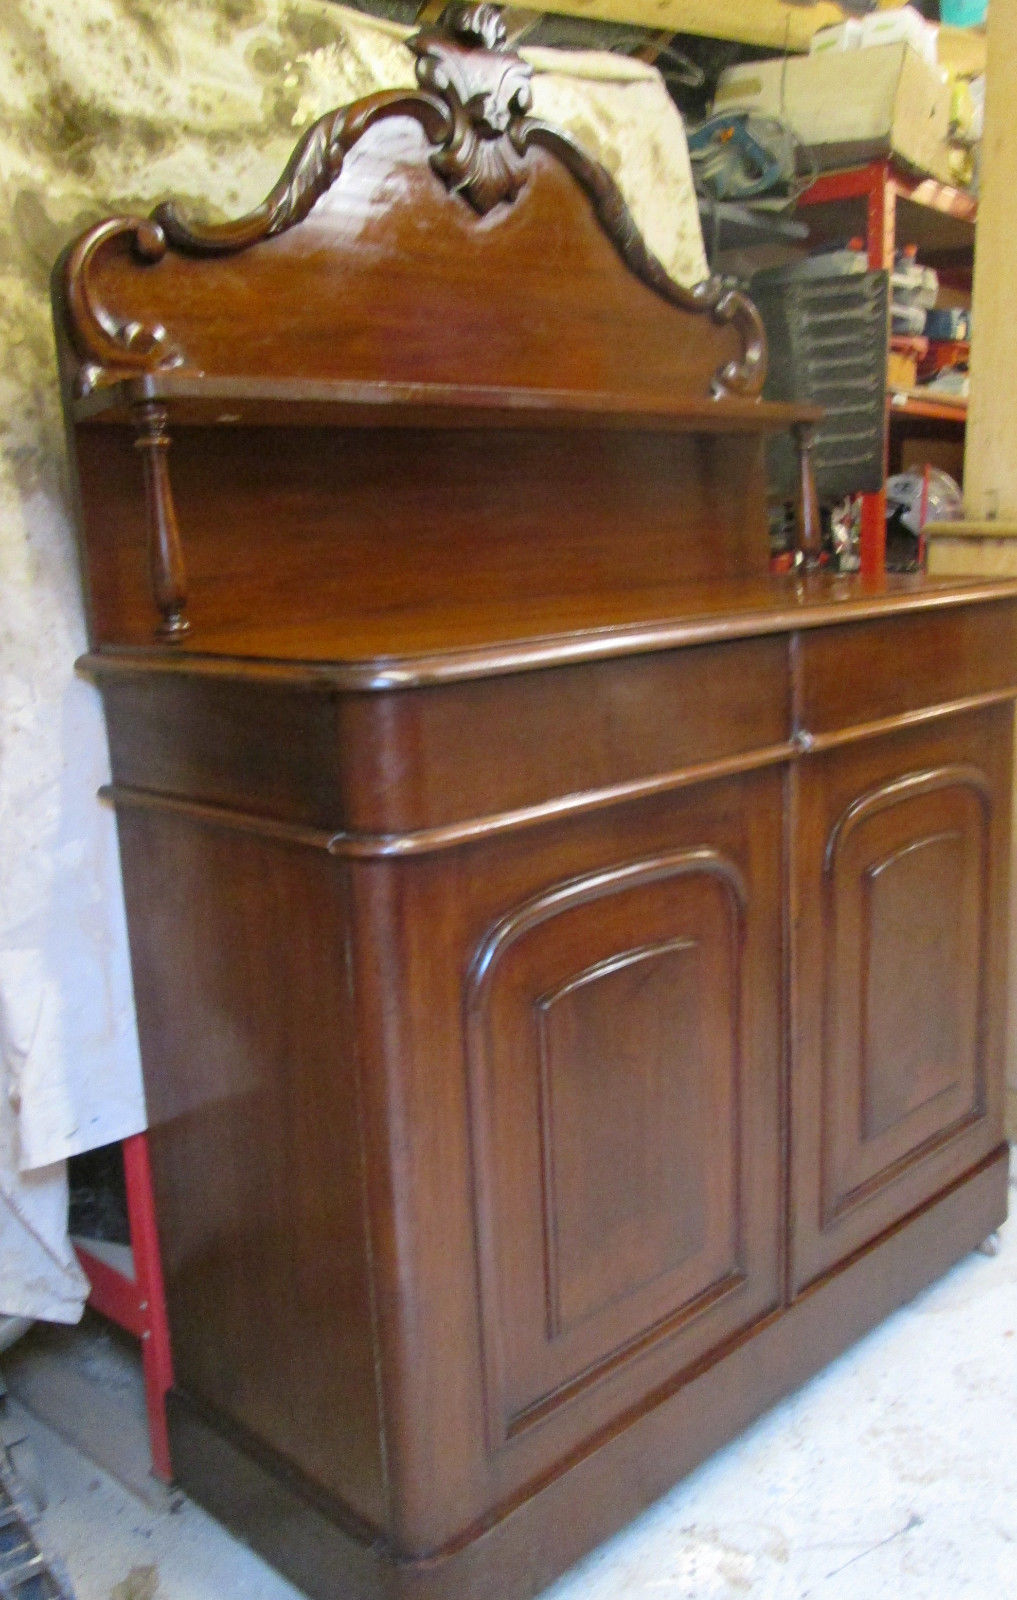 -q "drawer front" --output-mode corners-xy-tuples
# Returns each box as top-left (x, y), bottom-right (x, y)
(337, 635), (790, 834)
(798, 600), (1017, 740)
